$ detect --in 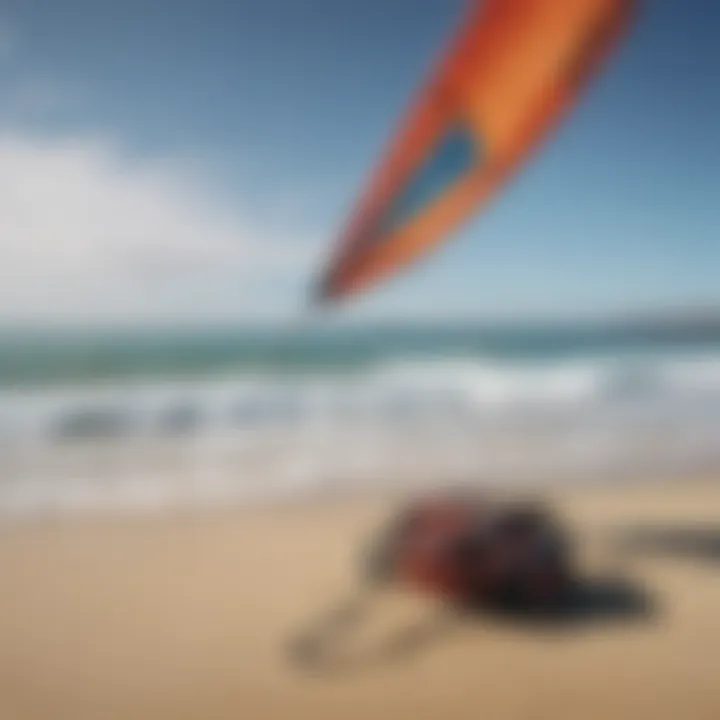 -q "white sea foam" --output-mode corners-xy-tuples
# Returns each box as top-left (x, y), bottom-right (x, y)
(0, 352), (719, 517)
